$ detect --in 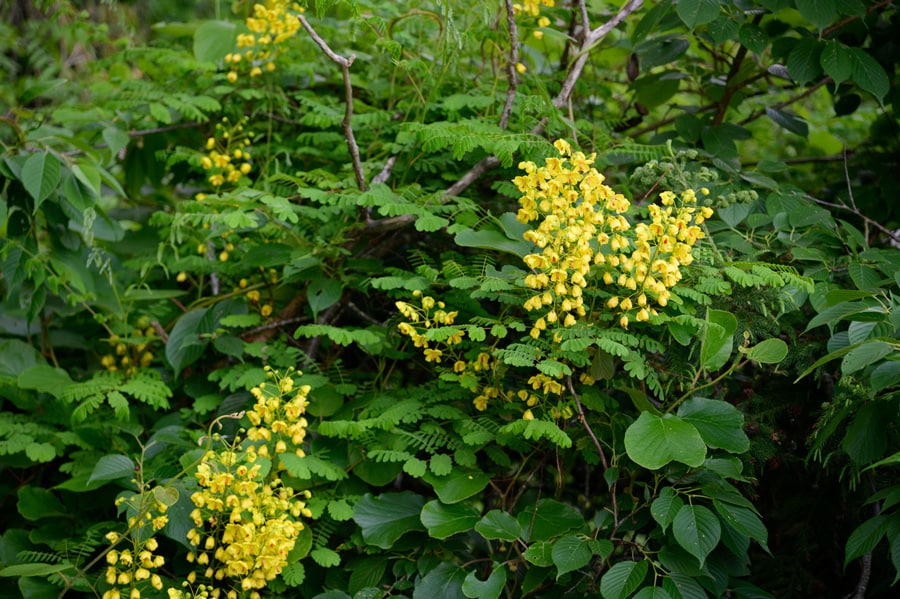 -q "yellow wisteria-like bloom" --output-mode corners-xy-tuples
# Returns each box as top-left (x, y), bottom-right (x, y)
(228, 1), (302, 82)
